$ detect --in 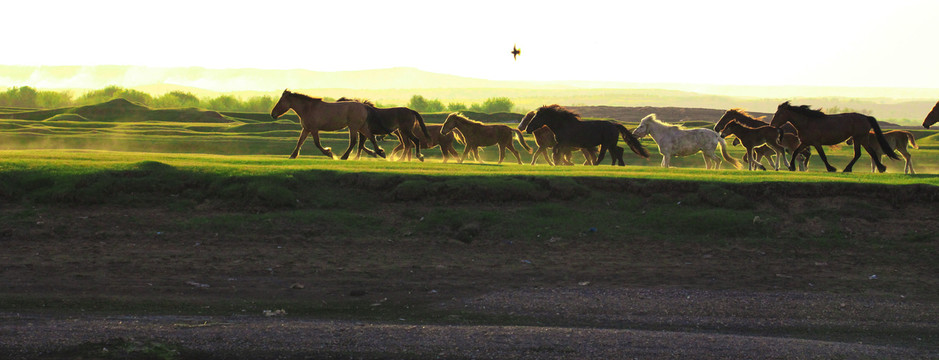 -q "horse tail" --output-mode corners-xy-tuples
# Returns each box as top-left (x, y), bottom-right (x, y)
(866, 115), (900, 160)
(452, 128), (466, 145)
(905, 131), (919, 149)
(513, 128), (533, 153)
(617, 124), (649, 158)
(717, 137), (743, 169)
(410, 110), (431, 138)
